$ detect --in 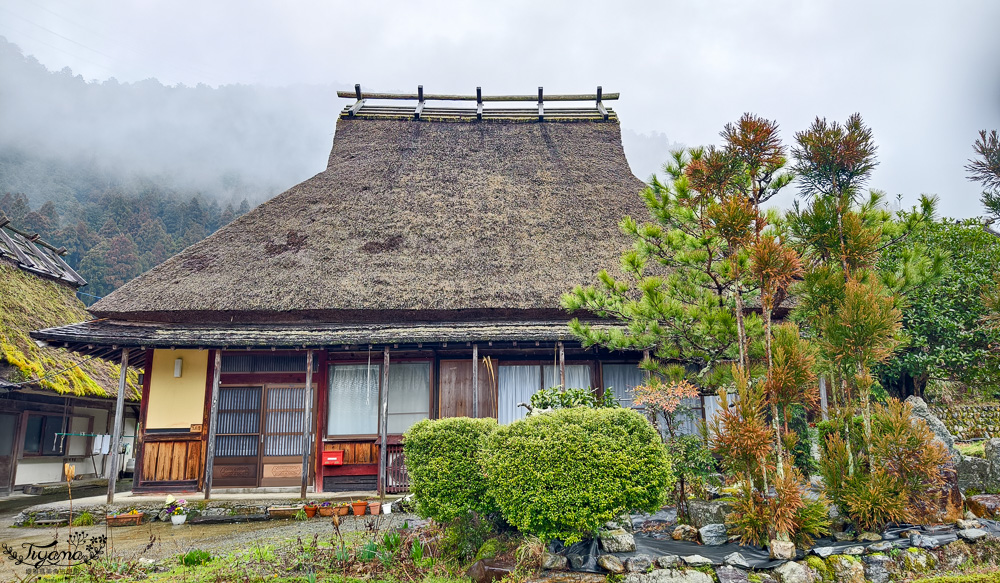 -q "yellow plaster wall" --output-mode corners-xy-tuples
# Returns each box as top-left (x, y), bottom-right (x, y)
(145, 349), (208, 430)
